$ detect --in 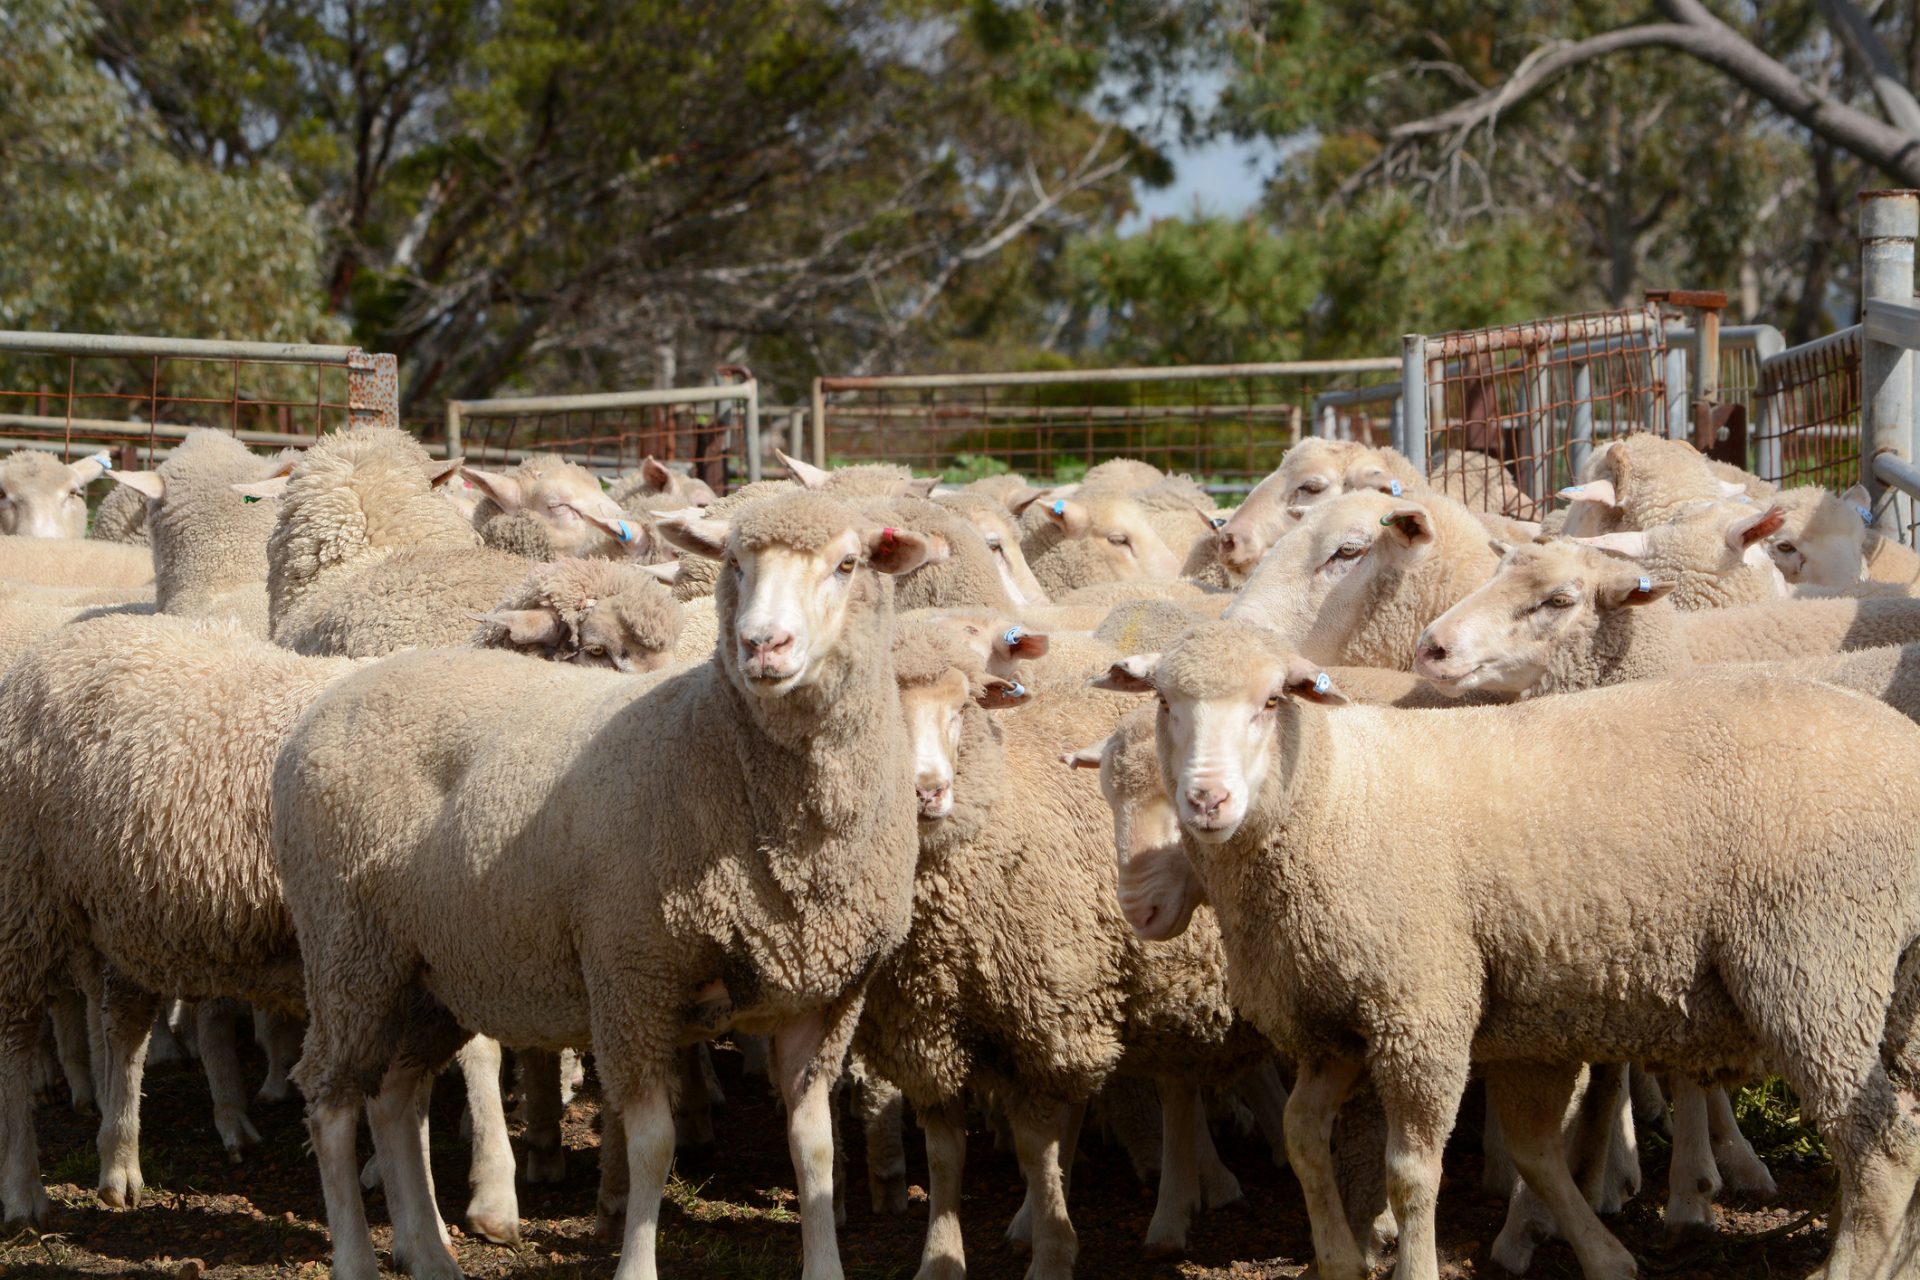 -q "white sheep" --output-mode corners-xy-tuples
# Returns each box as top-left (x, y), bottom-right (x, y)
(0, 535), (153, 589)
(1108, 620), (1920, 1280)
(0, 448), (112, 538)
(269, 491), (932, 1280)
(609, 455), (718, 509)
